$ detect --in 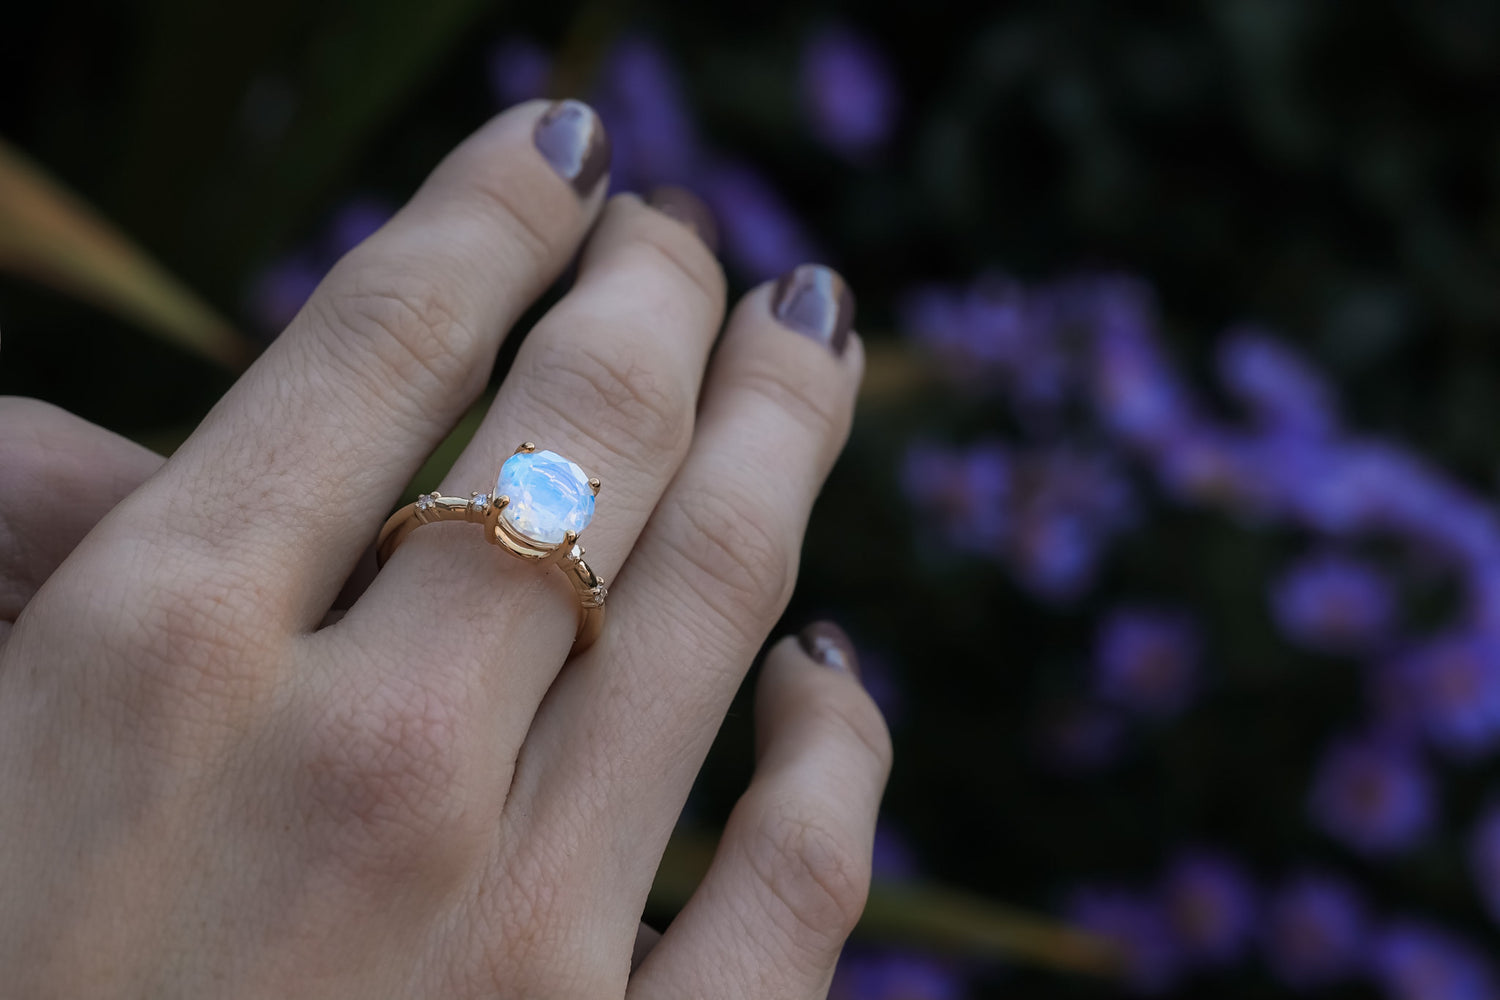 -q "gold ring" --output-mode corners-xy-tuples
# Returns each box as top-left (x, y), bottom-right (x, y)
(376, 442), (606, 652)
